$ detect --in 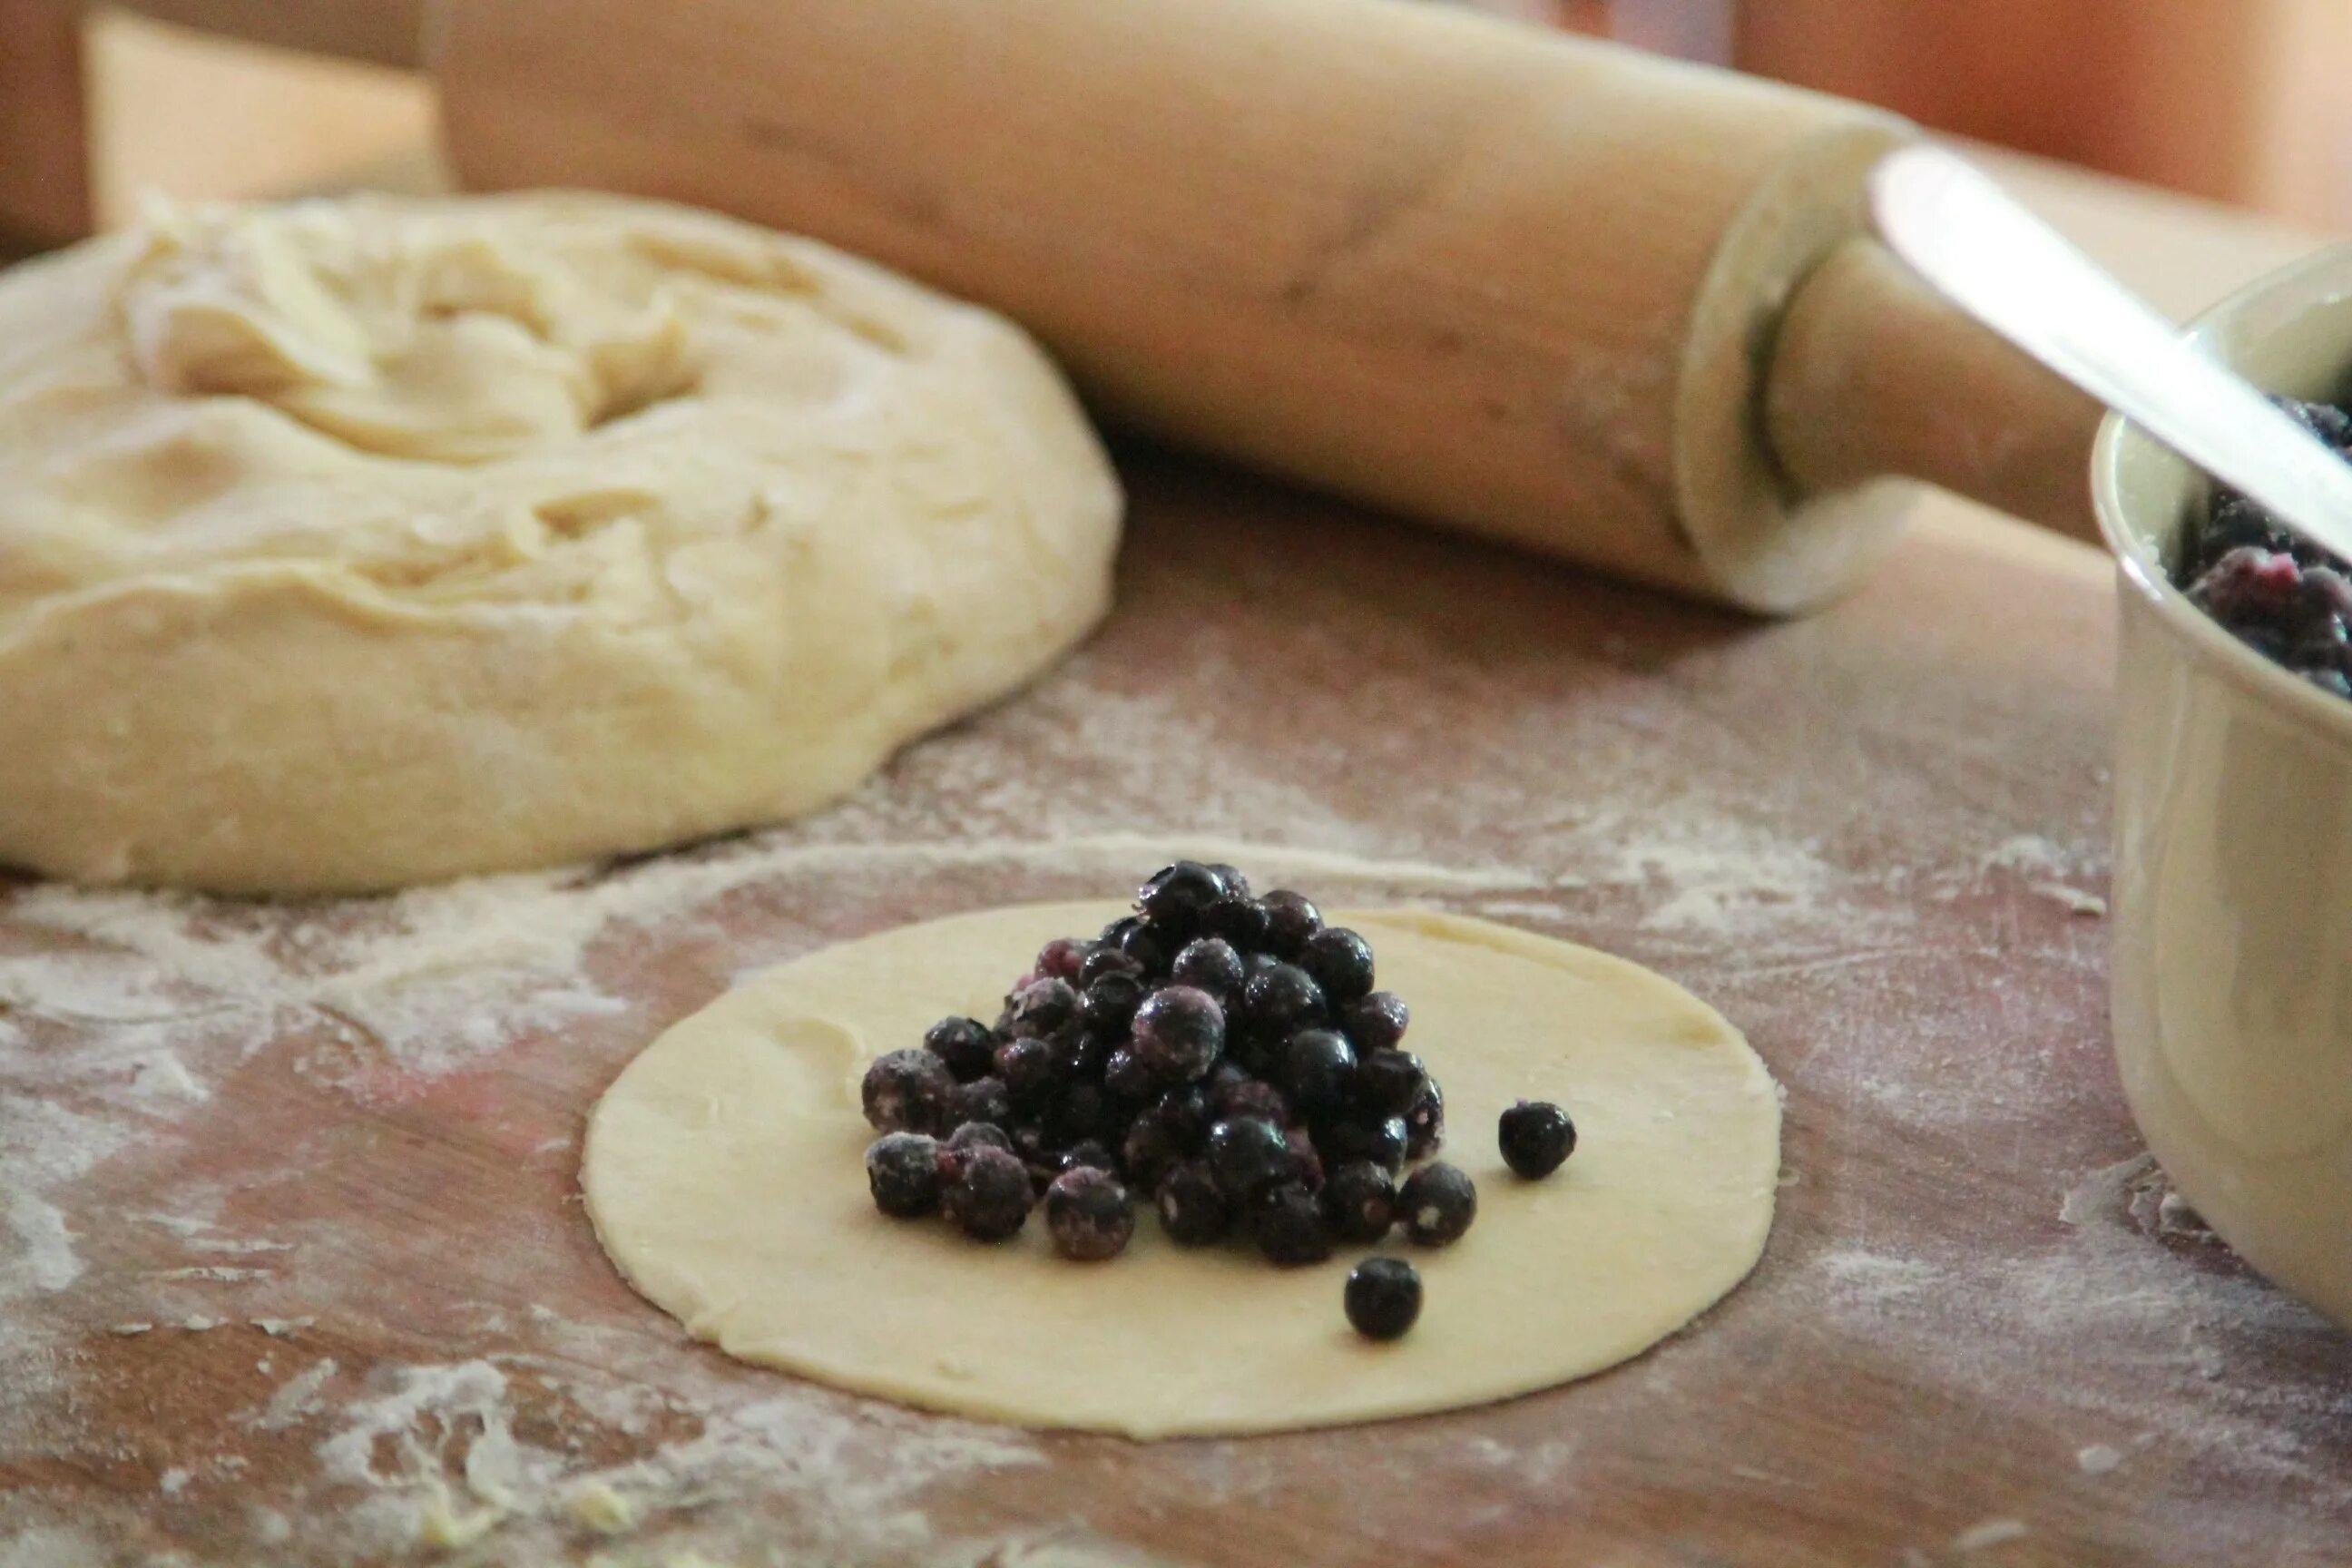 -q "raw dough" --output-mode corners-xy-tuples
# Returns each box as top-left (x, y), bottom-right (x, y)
(0, 194), (1120, 892)
(584, 902), (1780, 1438)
